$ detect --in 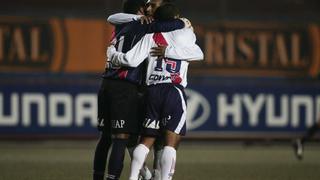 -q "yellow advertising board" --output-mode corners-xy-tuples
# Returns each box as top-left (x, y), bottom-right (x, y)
(0, 16), (319, 78)
(192, 22), (320, 78)
(0, 16), (113, 73)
